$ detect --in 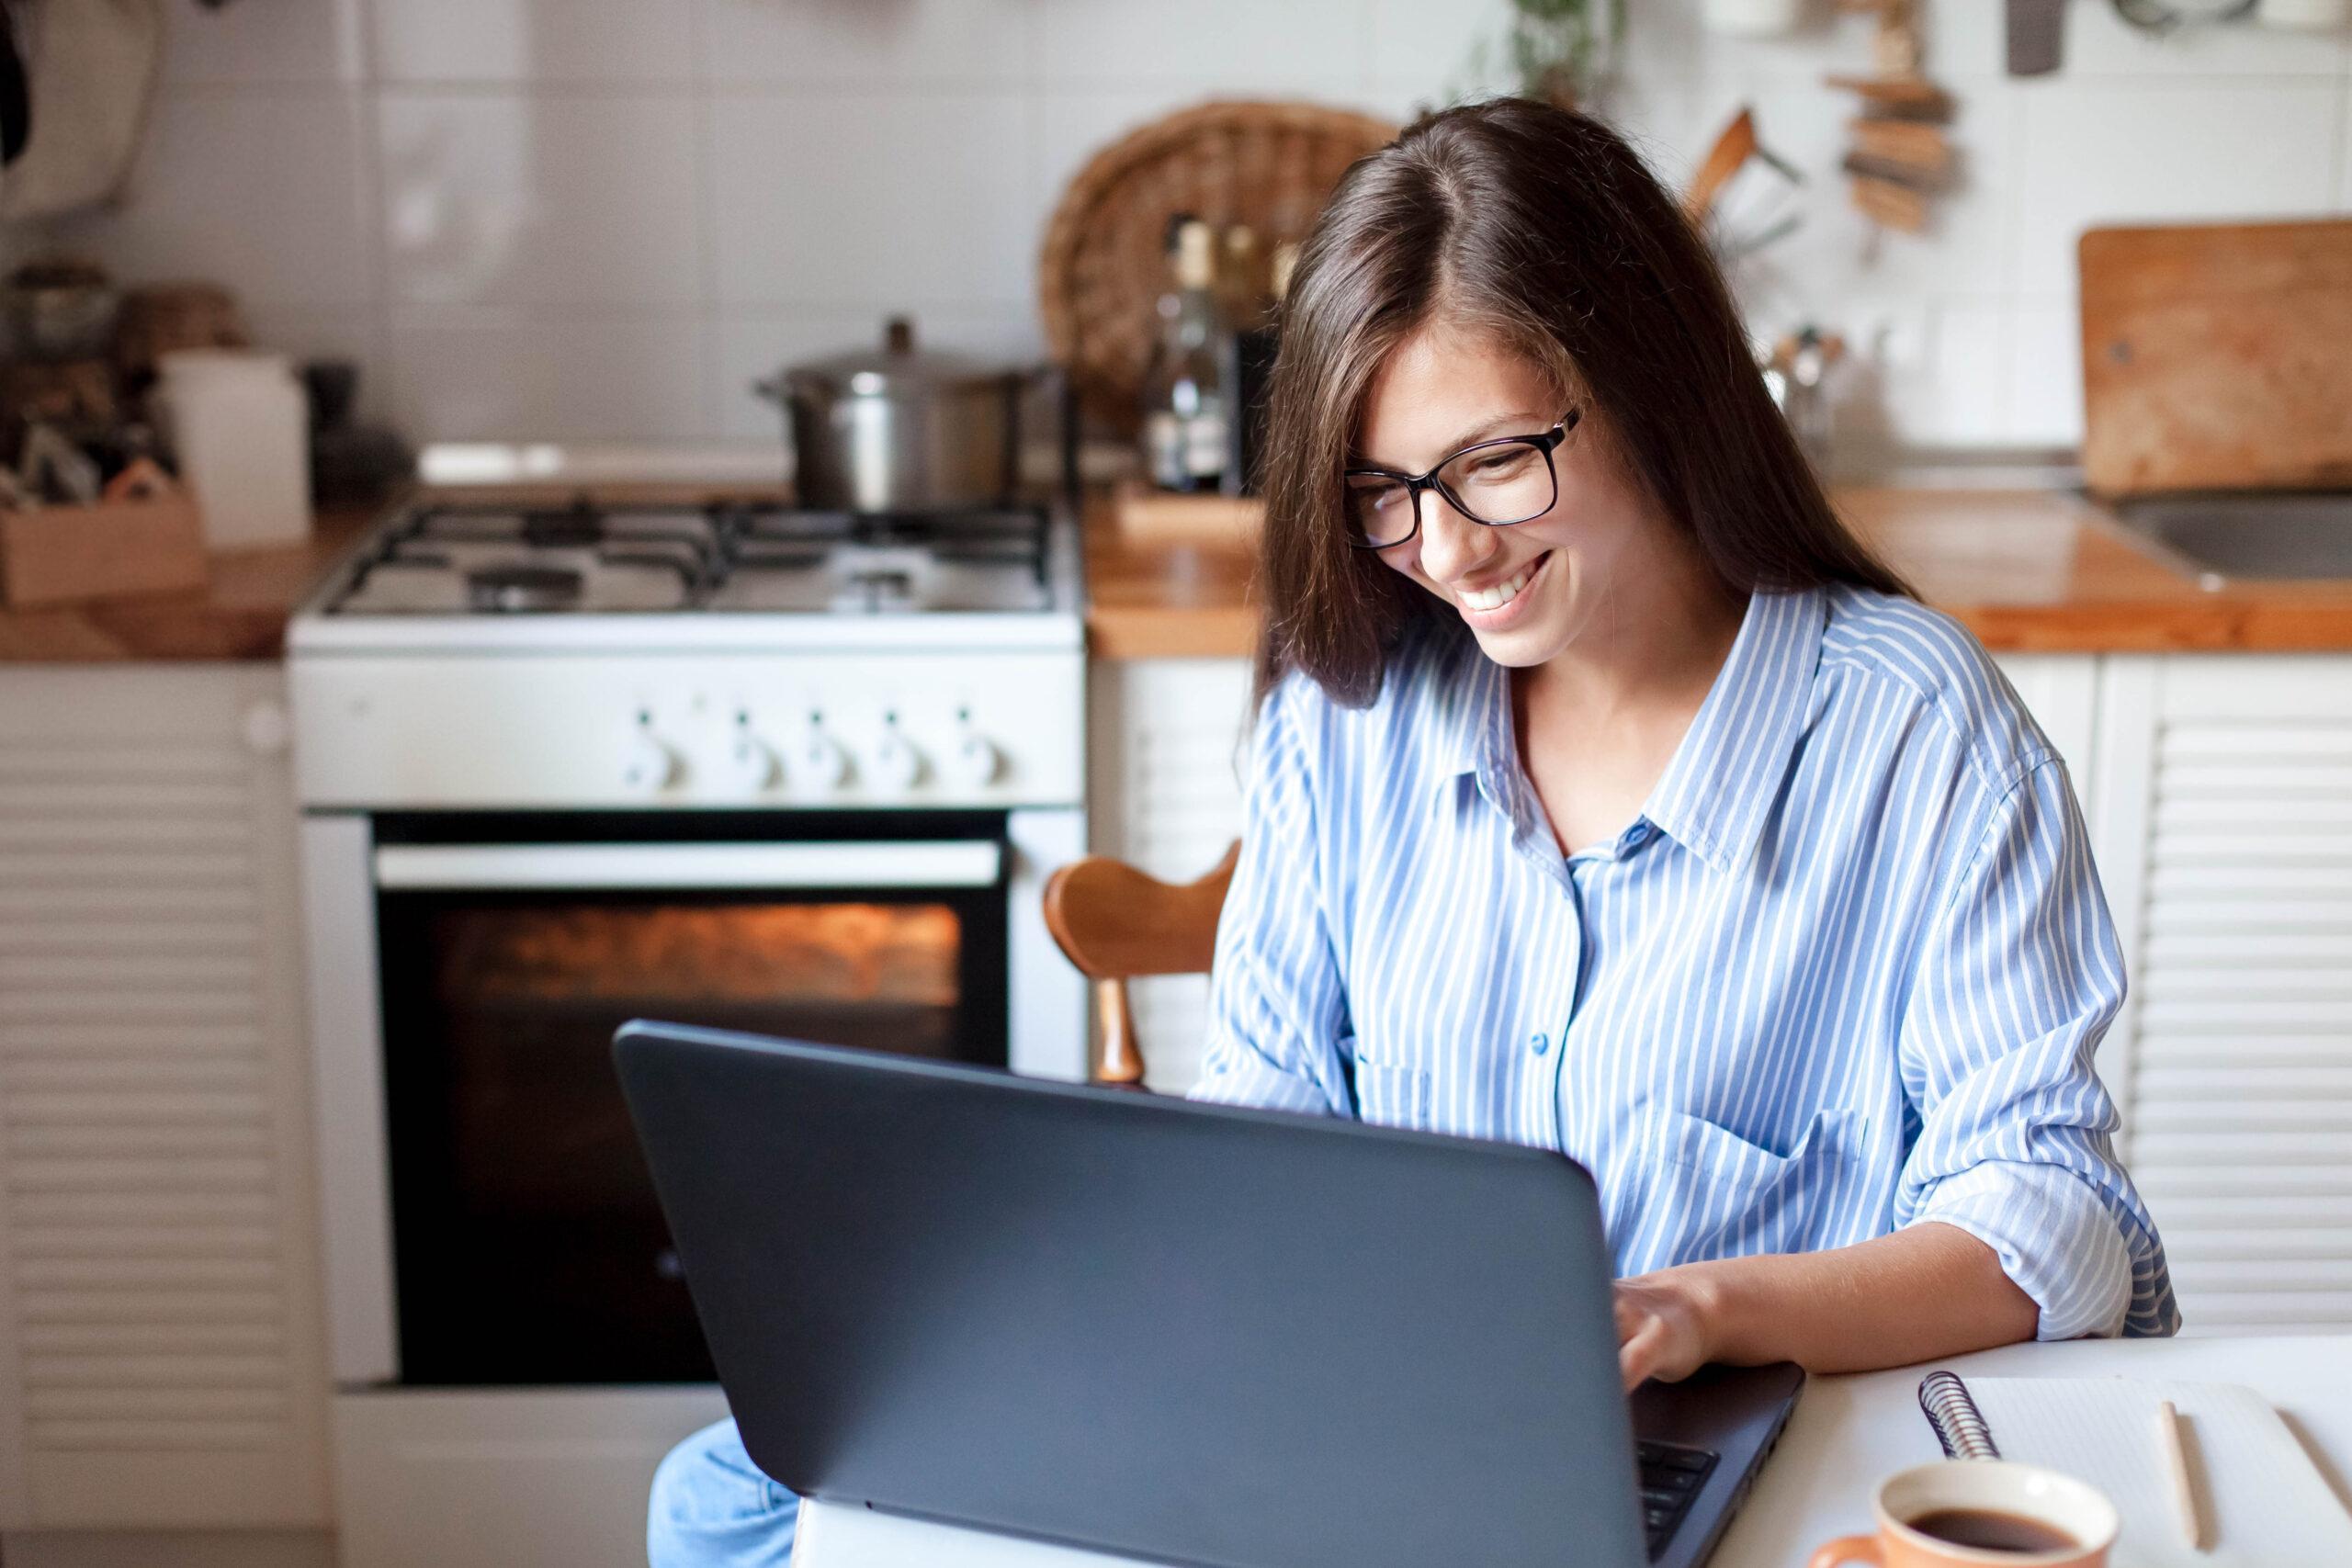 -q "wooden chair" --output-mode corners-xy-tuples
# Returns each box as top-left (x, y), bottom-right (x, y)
(1042, 842), (1240, 1088)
